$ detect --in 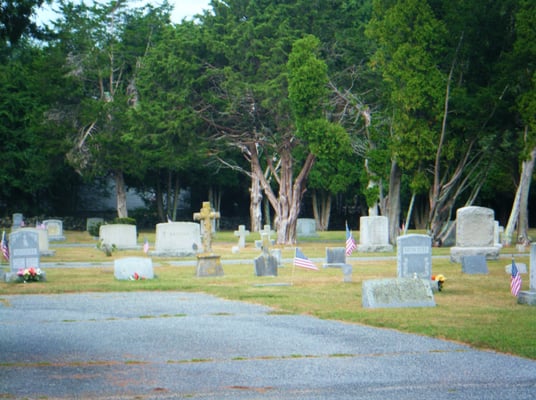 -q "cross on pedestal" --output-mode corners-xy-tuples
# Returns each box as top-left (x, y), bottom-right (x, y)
(193, 202), (220, 253)
(234, 225), (250, 248)
(260, 225), (275, 241)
